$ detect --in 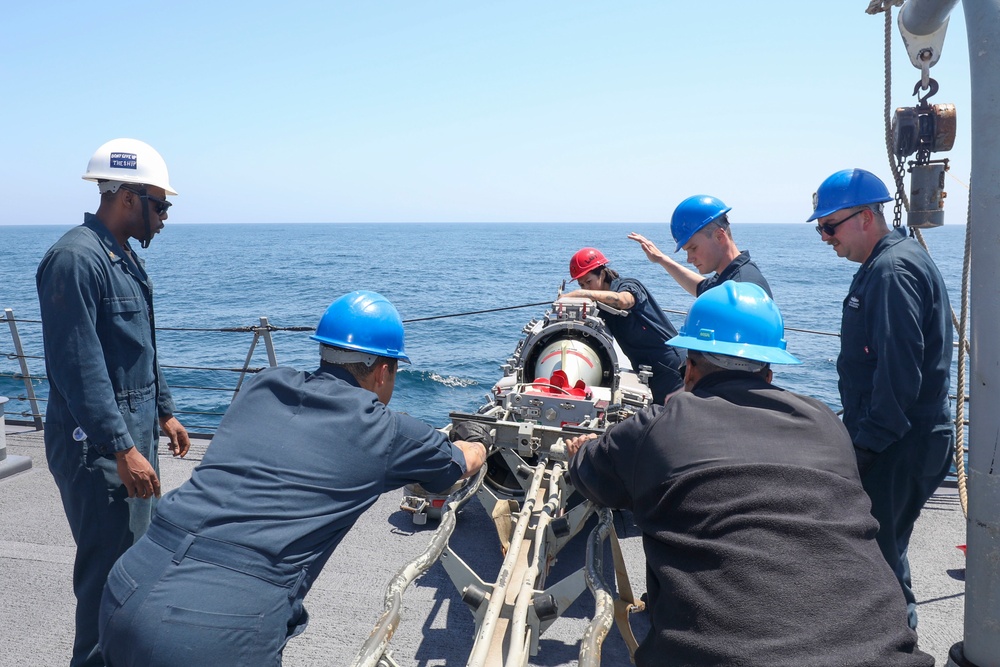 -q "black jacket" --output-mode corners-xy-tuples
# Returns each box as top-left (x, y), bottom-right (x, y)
(569, 372), (931, 667)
